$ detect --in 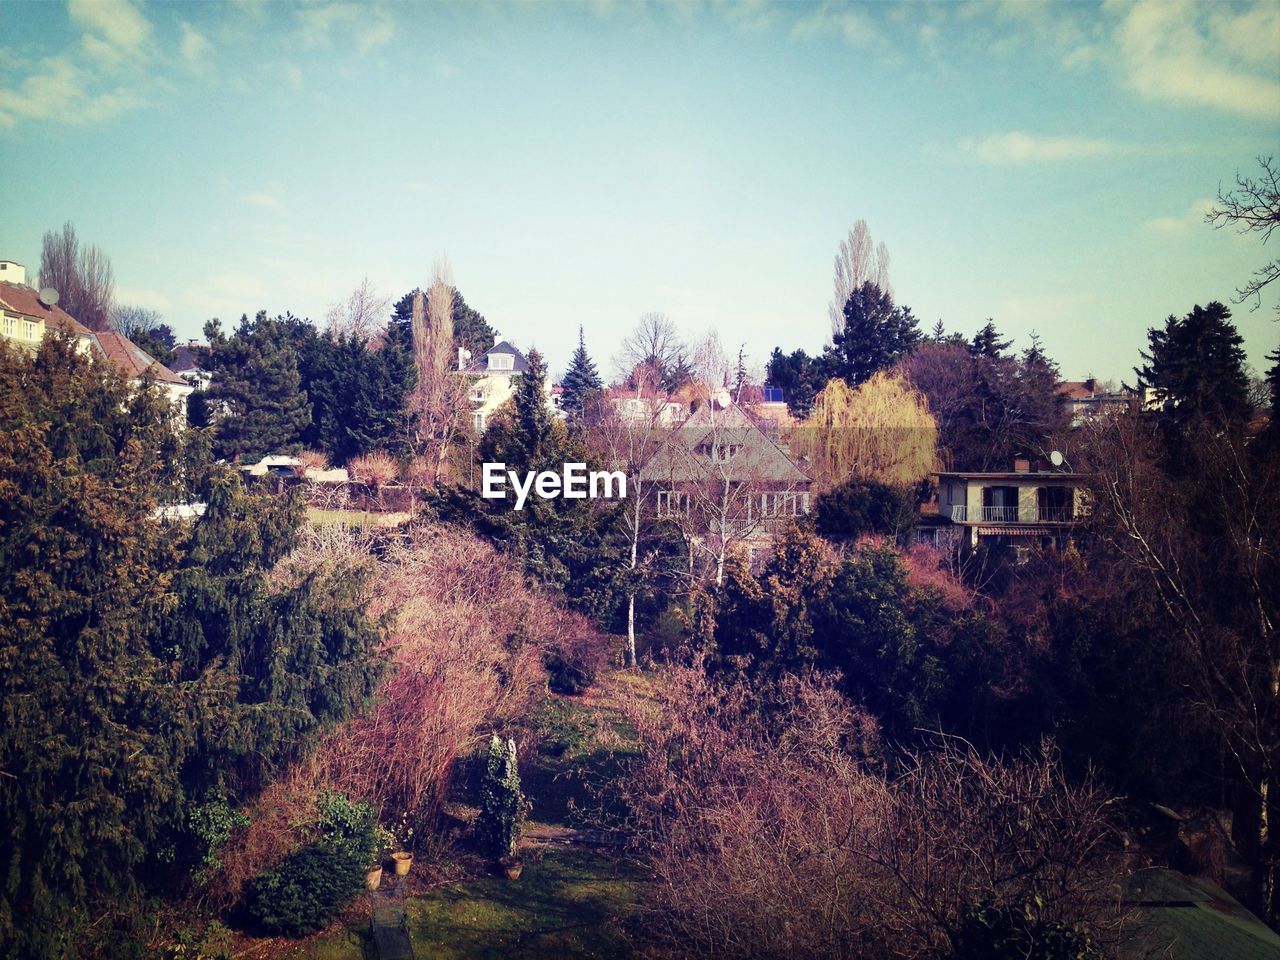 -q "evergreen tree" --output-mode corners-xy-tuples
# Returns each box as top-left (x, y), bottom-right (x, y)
(732, 345), (748, 398)
(1266, 347), (1280, 418)
(298, 330), (417, 464)
(824, 281), (920, 387)
(1135, 302), (1251, 427)
(205, 312), (312, 460)
(388, 286), (496, 361)
(560, 326), (602, 420)
(766, 346), (824, 419)
(970, 320), (1012, 359)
